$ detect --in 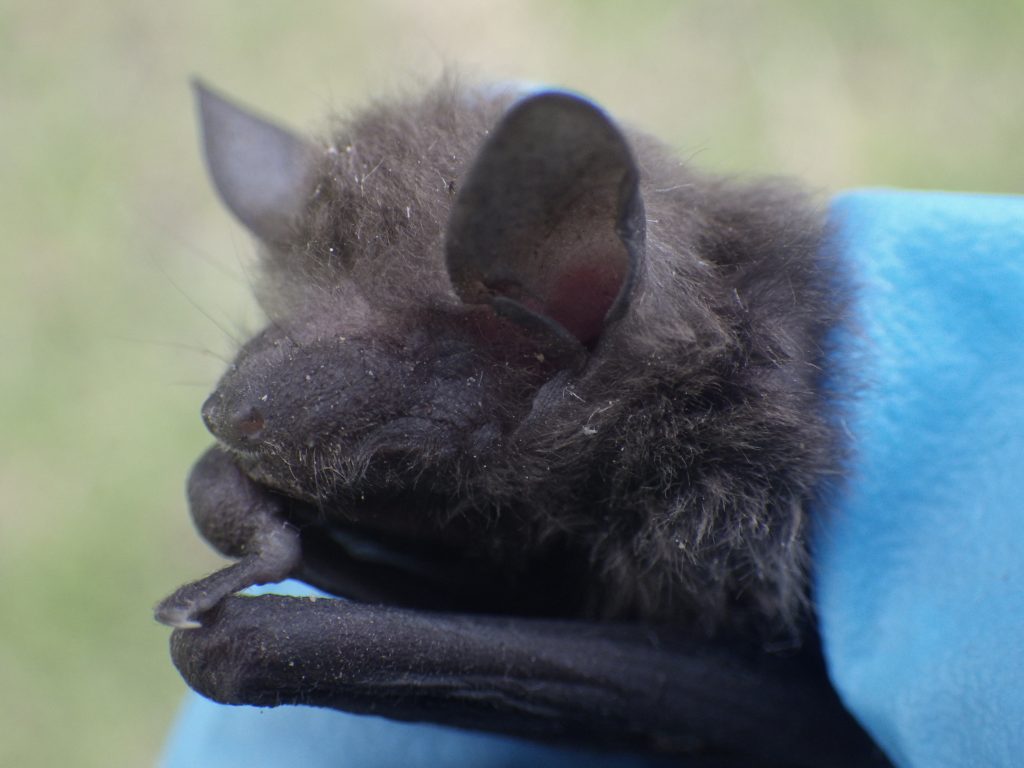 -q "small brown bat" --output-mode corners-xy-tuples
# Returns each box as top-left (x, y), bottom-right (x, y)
(156, 77), (886, 766)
